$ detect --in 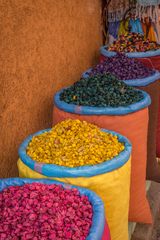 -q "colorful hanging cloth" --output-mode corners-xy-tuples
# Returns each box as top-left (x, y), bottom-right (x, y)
(136, 0), (160, 23)
(108, 0), (129, 22)
(129, 18), (144, 34)
(141, 17), (157, 41)
(108, 21), (120, 39)
(137, 0), (160, 6)
(136, 0), (160, 43)
(108, 21), (120, 44)
(118, 18), (130, 36)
